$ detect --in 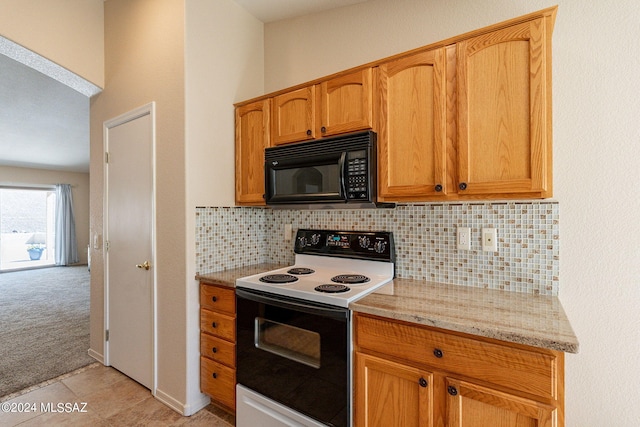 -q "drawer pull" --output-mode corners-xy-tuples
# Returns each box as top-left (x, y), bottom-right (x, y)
(418, 377), (428, 388)
(433, 348), (443, 358)
(212, 373), (217, 379)
(448, 386), (458, 396)
(212, 347), (217, 353)
(212, 322), (217, 328)
(212, 296), (217, 302)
